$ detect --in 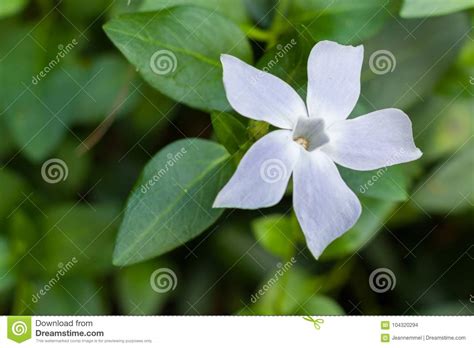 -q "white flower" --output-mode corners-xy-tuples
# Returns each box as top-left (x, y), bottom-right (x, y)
(213, 41), (422, 259)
